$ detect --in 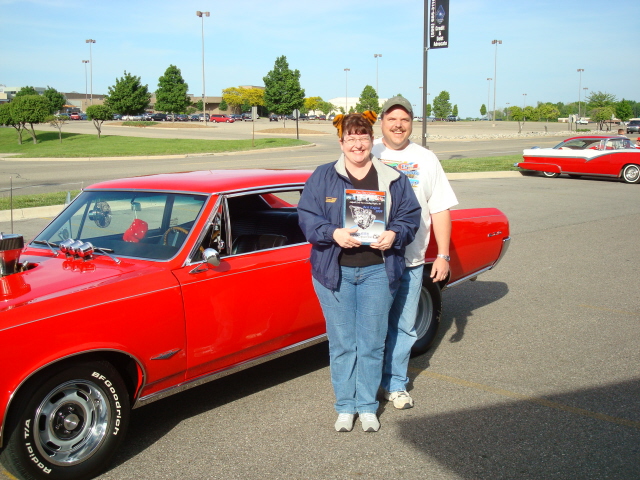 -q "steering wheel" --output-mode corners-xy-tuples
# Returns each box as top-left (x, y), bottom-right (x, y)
(163, 226), (205, 255)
